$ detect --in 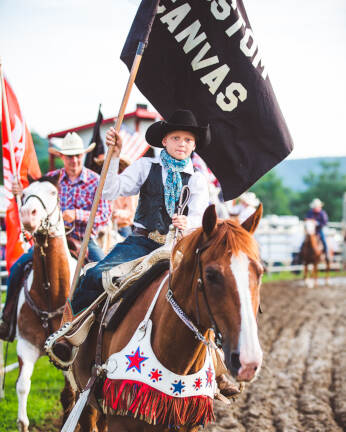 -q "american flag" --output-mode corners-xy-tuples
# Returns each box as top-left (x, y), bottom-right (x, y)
(119, 125), (150, 162)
